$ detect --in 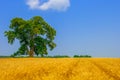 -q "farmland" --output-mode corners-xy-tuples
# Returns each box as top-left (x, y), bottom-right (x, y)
(0, 58), (120, 80)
